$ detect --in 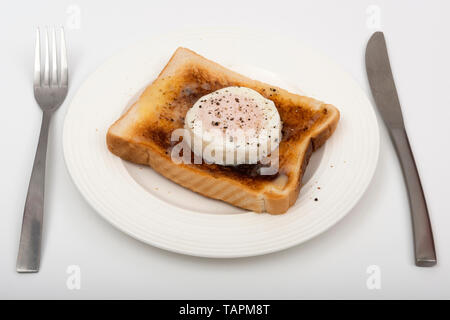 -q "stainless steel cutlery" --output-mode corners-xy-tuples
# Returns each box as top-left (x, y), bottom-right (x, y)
(16, 27), (68, 272)
(366, 31), (436, 267)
